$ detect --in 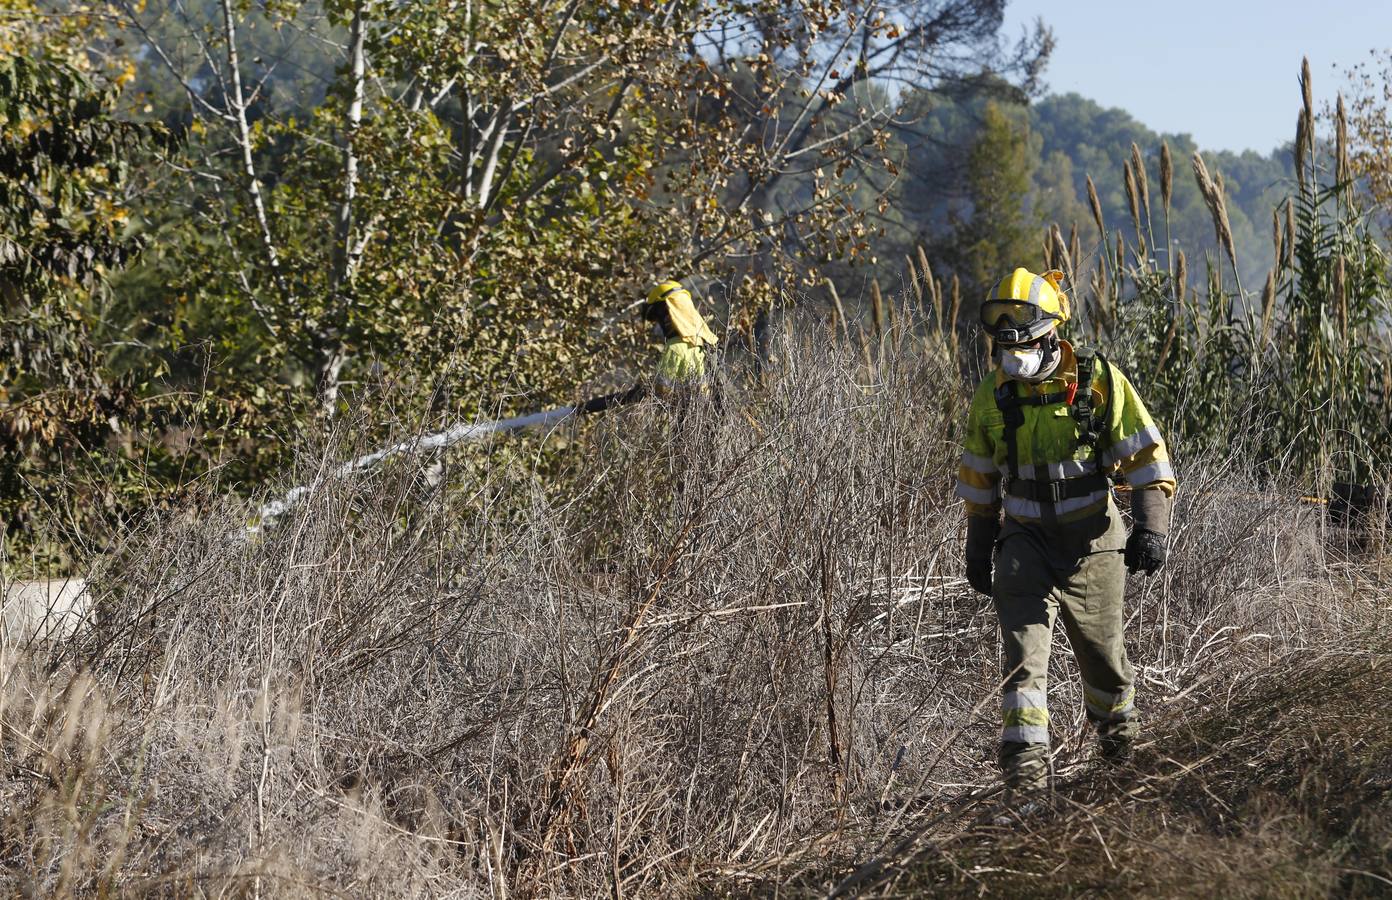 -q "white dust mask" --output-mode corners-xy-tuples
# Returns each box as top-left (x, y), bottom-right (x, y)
(1000, 346), (1045, 380)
